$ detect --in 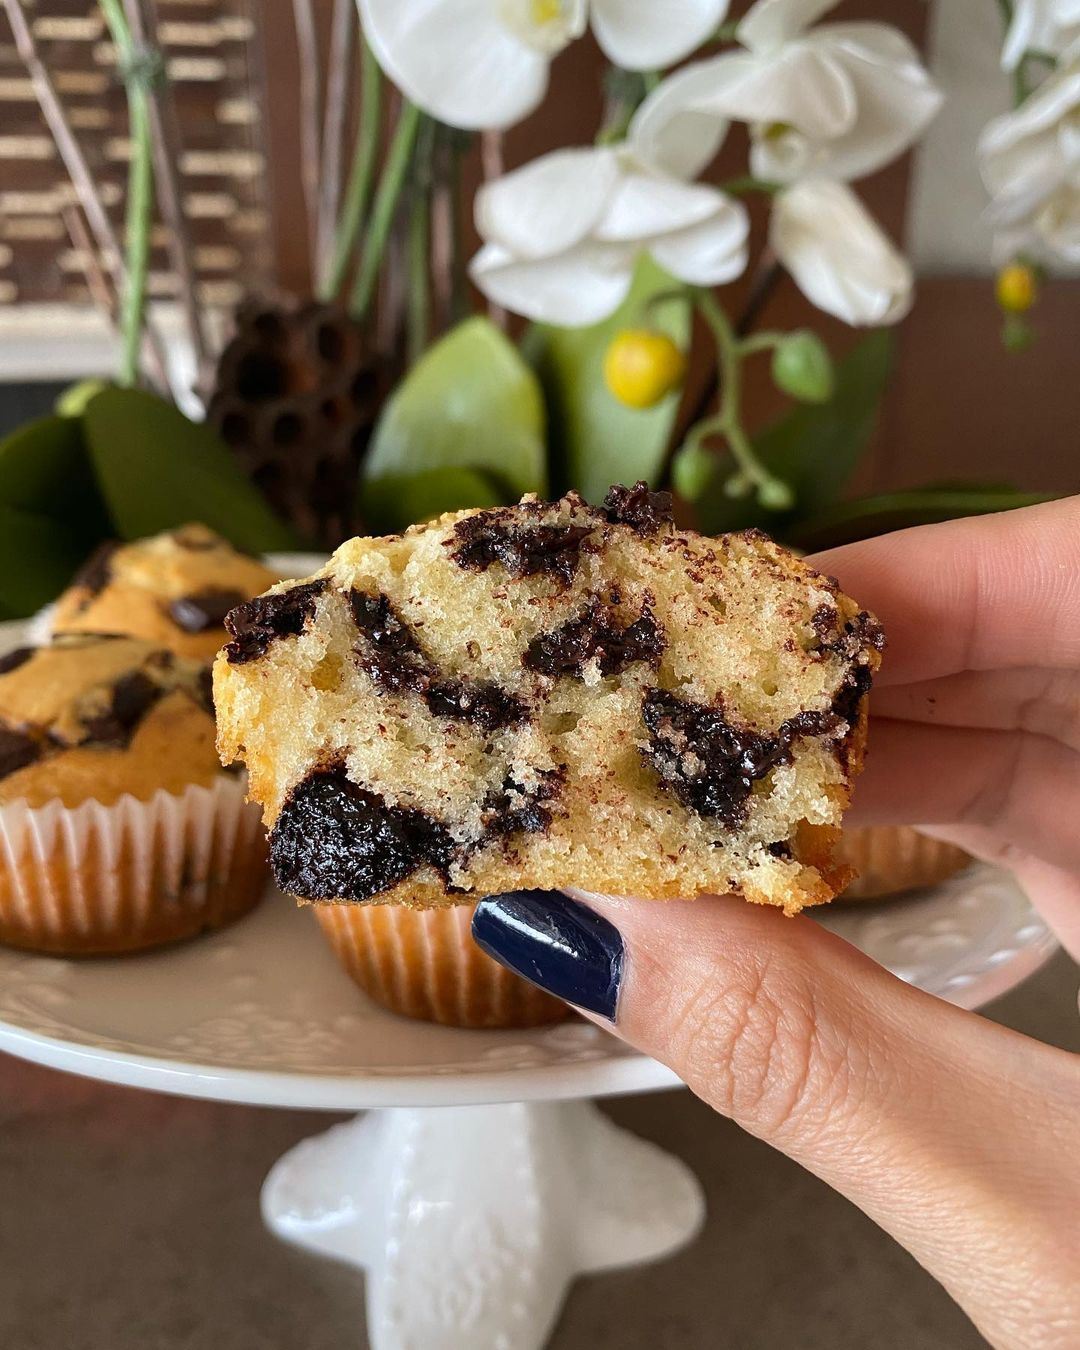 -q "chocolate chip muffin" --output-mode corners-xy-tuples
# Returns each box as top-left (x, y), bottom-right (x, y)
(0, 634), (267, 954)
(52, 523), (277, 663)
(215, 484), (883, 916)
